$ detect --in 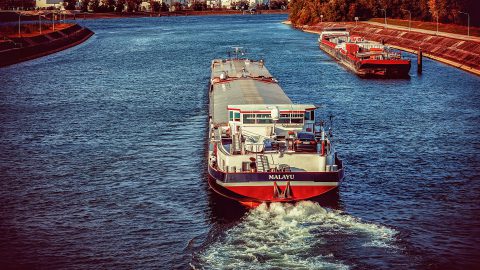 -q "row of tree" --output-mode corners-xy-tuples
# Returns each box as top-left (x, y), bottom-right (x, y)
(289, 0), (479, 27)
(60, 0), (288, 13)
